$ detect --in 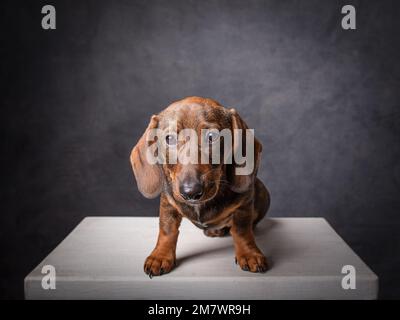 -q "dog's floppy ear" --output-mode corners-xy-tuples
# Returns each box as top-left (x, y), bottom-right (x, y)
(228, 108), (262, 193)
(130, 115), (162, 199)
